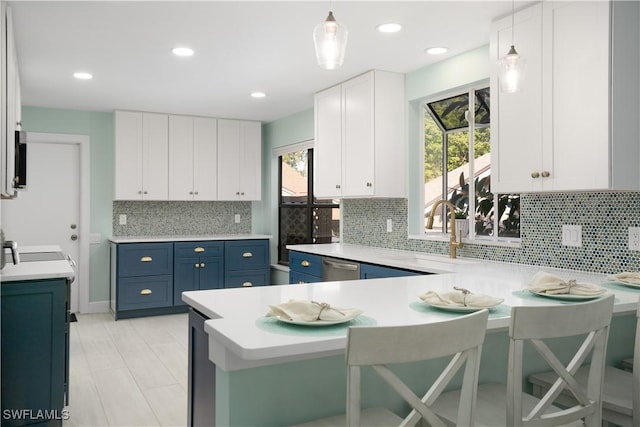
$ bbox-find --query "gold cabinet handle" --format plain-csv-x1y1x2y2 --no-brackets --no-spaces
541,171,550,178
242,252,253,258
194,247,205,253
200,263,205,268
242,282,253,287
531,172,540,179
140,256,153,262
301,260,310,267
195,263,200,268
140,289,152,295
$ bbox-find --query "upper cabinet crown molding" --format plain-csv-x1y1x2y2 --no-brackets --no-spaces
314,69,406,199
491,1,640,193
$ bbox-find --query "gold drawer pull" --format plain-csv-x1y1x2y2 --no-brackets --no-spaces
194,247,205,253
242,282,253,287
140,256,153,262
195,263,200,268
301,260,310,267
140,289,153,295
242,252,253,258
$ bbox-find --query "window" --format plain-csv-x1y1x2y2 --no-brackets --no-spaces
278,148,340,264
422,85,520,240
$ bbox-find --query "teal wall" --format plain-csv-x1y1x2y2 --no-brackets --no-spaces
21,106,114,302
259,109,314,285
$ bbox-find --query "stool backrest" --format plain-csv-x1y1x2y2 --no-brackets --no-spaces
345,309,489,427
507,294,614,427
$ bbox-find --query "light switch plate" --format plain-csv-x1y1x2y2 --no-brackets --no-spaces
90,233,102,244
386,219,393,233
119,214,127,225
562,225,582,247
235,214,241,224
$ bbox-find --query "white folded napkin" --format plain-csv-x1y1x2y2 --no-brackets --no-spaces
419,289,503,308
266,299,363,322
526,271,605,296
611,272,640,285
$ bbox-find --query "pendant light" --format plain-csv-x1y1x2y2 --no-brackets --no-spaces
313,3,348,70
498,0,525,93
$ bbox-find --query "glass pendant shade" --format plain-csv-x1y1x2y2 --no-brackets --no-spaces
313,11,348,70
498,45,525,93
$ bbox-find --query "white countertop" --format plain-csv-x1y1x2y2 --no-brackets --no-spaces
183,248,639,371
110,234,271,243
1,245,74,282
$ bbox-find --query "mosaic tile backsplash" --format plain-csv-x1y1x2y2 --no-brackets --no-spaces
342,193,640,274
112,201,252,236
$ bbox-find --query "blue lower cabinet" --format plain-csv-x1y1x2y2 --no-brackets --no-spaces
174,242,224,305
289,270,323,284
118,275,173,311
289,251,323,284
224,240,270,288
360,263,422,279
1,278,69,427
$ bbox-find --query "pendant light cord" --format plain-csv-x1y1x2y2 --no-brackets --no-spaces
511,0,515,45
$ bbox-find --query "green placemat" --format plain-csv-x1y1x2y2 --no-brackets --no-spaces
601,281,640,293
512,289,617,304
255,315,377,336
409,301,511,318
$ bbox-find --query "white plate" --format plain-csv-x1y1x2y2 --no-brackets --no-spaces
275,315,359,326
530,290,605,300
608,276,640,288
425,302,500,313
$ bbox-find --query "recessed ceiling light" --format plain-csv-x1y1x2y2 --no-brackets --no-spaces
171,47,194,57
250,92,267,99
73,72,93,80
425,47,448,55
376,23,402,33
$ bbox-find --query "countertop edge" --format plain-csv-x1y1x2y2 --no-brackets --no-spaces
110,234,272,243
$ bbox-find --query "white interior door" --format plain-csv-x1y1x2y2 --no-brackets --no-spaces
2,140,81,312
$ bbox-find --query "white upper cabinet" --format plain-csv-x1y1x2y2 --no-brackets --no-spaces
1,4,21,198
314,70,405,199
169,115,217,201
491,1,640,193
115,111,169,200
217,119,262,201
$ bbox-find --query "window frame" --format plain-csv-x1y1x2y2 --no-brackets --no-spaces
418,83,521,245
277,147,340,265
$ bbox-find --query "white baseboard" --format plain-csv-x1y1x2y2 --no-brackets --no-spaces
83,300,110,314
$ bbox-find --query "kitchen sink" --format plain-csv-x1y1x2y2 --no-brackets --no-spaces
384,253,478,265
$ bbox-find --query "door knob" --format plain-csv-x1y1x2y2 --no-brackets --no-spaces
70,234,78,241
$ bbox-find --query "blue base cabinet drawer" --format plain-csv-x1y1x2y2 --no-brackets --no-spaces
224,270,270,288
118,243,173,277
118,275,173,310
175,241,223,258
289,252,323,277
225,240,269,270
290,270,323,284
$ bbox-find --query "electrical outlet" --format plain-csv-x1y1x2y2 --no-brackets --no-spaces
119,214,127,225
386,219,393,233
561,225,582,247
629,227,640,251
235,214,241,224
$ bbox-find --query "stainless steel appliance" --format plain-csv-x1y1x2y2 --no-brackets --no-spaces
322,257,360,281
1,236,19,268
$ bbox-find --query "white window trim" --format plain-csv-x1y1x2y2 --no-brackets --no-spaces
416,83,521,247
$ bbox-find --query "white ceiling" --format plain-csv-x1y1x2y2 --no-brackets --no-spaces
10,1,531,123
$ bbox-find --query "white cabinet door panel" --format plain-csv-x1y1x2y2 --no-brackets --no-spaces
193,117,217,200
169,115,194,201
142,113,169,200
314,84,342,198
114,111,143,200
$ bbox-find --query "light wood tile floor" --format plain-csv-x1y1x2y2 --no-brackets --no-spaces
64,313,189,427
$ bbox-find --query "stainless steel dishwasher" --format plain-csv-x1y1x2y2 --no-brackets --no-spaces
322,257,360,281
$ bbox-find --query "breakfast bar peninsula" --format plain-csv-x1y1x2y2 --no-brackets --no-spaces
182,250,639,427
